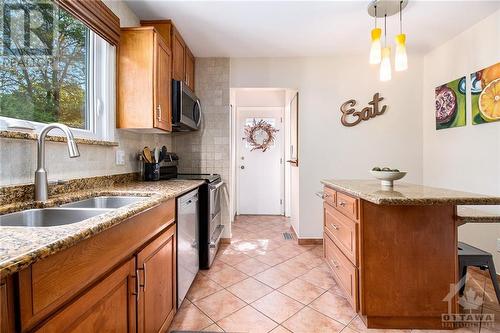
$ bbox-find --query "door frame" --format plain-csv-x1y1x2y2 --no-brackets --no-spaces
235,106,285,216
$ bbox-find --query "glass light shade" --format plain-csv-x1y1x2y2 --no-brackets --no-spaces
379,47,392,81
369,28,382,64
395,34,408,71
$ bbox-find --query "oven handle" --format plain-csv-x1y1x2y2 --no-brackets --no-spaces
209,181,224,190
209,225,224,248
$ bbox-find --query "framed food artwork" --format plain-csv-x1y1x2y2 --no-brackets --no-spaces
471,62,500,125
435,76,466,130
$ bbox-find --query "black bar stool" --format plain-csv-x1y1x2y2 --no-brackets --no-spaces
458,241,500,303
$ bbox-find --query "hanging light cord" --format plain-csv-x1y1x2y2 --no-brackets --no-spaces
384,14,387,46
374,5,377,28
399,1,403,34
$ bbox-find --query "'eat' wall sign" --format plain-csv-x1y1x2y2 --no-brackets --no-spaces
340,93,388,127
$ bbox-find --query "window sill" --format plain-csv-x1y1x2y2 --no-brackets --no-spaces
0,130,119,147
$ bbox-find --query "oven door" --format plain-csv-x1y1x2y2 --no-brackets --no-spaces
209,180,223,232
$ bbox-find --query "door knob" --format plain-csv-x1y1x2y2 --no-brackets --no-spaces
240,166,245,169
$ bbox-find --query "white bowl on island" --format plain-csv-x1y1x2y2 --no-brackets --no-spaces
370,169,407,188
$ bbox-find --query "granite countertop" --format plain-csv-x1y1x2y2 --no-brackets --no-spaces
0,179,204,278
456,207,500,225
321,179,500,206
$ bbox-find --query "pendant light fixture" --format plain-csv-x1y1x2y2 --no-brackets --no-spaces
367,0,409,81
369,5,382,64
394,1,408,71
379,14,392,81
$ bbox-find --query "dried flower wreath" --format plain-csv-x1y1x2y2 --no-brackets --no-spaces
244,119,279,152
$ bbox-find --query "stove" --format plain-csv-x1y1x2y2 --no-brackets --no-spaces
176,173,221,183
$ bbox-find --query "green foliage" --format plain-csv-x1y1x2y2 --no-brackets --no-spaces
0,0,88,129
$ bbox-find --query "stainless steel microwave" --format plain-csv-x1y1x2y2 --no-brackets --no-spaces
172,80,202,131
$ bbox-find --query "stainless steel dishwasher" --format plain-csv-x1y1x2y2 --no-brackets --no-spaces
176,188,199,308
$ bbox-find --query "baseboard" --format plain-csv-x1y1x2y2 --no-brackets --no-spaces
220,238,231,244
289,225,298,240
297,238,323,245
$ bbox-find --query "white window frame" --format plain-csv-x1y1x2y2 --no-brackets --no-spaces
0,32,115,142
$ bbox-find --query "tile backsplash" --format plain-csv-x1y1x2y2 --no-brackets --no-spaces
0,131,172,186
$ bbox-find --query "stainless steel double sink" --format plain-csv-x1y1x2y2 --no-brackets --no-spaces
0,196,149,227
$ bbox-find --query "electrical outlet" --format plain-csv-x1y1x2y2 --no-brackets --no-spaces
115,150,125,166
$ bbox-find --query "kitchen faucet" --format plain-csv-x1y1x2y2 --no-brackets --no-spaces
35,123,80,202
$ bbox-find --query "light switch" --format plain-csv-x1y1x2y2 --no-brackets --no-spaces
115,149,125,166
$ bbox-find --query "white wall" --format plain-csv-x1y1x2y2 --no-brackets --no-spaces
231,56,424,238
422,10,500,267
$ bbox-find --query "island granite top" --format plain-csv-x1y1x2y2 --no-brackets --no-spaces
321,179,500,206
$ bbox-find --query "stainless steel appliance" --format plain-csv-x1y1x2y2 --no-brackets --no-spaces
172,80,201,131
176,174,224,269
176,188,199,308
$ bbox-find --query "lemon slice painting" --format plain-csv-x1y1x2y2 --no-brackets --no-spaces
471,62,500,125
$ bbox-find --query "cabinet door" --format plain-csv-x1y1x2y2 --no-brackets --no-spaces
171,28,185,81
154,35,172,131
35,259,136,333
185,47,195,91
137,224,176,333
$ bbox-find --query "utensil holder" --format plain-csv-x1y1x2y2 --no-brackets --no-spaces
144,163,160,181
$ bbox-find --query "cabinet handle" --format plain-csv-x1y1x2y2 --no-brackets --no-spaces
339,201,346,207
156,105,162,121
134,269,140,302
143,263,147,291
330,223,339,230
330,259,339,268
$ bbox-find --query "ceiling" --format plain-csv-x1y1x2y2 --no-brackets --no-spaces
124,1,500,57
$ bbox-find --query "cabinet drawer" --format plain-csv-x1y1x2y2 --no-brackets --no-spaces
324,202,358,265
336,192,359,220
324,233,359,311
323,186,336,207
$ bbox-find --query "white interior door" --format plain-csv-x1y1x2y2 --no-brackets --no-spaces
237,107,284,215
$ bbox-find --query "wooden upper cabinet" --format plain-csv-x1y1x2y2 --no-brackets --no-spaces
185,47,195,91
155,37,172,131
118,27,172,132
141,20,195,91
137,224,176,333
171,28,186,82
35,259,136,333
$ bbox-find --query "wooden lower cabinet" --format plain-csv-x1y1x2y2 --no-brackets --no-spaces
6,201,178,333
35,259,136,332
137,224,176,333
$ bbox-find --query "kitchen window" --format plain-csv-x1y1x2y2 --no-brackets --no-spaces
0,0,115,141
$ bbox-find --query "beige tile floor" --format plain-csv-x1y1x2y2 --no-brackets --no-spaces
168,215,499,333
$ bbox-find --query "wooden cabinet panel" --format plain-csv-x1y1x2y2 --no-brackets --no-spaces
137,224,176,333
118,27,172,132
324,233,359,311
154,36,172,131
35,259,136,333
185,47,195,91
18,200,175,331
336,192,359,220
0,277,15,333
171,28,185,82
324,202,358,265
323,187,336,208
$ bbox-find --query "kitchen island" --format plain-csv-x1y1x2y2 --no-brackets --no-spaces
320,179,500,330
